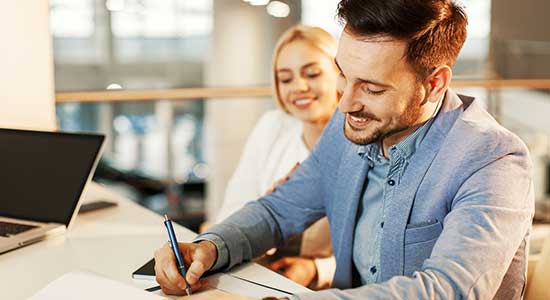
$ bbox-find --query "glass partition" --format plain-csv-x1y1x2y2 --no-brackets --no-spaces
51,1,550,230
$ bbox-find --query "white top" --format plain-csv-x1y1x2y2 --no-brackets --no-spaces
215,109,335,289
216,110,309,221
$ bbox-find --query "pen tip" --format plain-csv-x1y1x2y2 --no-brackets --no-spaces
164,214,168,221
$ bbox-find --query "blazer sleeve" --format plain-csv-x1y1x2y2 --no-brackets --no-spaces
201,110,344,270
295,148,534,300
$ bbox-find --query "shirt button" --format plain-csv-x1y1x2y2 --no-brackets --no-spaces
370,266,377,274
380,221,384,228
387,179,395,186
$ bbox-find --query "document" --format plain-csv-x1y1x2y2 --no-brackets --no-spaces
207,273,298,299
226,263,311,295
29,271,163,300
31,264,311,300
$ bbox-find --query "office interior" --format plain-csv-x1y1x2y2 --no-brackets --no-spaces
1,0,550,299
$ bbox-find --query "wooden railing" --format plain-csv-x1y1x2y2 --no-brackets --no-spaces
55,79,550,103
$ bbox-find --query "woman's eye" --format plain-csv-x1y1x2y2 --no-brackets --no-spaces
279,78,292,84
306,71,321,78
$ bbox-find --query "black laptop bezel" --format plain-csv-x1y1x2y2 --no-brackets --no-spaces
0,127,105,227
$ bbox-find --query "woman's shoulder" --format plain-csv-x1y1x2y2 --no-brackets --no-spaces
256,109,302,132
248,109,302,149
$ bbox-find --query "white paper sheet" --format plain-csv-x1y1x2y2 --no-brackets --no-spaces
28,271,163,300
226,263,311,295
206,273,292,299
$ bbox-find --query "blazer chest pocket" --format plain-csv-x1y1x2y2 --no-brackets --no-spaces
403,220,443,277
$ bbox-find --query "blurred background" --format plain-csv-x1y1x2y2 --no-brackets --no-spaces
39,0,550,232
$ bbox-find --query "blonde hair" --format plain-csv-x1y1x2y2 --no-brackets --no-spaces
272,25,338,112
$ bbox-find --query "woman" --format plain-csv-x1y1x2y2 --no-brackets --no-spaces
215,25,339,289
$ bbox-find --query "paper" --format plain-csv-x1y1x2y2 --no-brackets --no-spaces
29,271,163,300
204,264,310,299
226,263,311,294
206,273,293,299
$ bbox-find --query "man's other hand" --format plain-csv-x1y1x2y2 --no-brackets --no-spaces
269,256,317,287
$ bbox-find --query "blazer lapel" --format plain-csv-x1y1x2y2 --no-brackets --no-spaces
380,91,464,281
331,142,370,289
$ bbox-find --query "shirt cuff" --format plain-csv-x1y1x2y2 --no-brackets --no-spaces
193,233,229,271
312,256,336,290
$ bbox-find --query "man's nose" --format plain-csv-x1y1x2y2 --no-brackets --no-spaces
338,87,362,113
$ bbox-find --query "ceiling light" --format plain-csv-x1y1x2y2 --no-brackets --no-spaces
106,83,123,90
267,1,290,18
249,0,270,6
105,0,125,12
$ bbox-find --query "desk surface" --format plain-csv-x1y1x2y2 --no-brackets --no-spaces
5,182,547,299
0,182,303,299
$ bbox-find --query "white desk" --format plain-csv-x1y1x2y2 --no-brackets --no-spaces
0,182,304,299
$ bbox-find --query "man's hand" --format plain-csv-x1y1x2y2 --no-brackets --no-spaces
269,256,317,287
154,240,218,295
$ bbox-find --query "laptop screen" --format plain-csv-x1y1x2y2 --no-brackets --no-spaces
0,128,104,226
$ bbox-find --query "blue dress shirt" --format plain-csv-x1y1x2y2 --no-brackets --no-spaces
353,118,435,285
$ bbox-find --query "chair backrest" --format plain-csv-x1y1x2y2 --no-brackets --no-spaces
526,233,550,300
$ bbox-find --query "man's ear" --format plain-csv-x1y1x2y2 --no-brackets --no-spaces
424,65,452,103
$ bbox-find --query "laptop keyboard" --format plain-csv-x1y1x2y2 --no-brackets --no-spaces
0,221,38,237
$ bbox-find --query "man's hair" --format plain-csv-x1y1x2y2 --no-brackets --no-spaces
337,0,468,78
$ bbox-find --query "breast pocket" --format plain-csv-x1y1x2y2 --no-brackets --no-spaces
403,220,443,277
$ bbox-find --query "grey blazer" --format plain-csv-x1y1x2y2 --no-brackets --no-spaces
205,90,534,300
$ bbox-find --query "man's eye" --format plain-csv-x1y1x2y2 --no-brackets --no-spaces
367,89,385,95
361,84,385,95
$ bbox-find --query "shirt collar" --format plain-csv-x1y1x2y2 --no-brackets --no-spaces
357,142,384,166
388,117,434,161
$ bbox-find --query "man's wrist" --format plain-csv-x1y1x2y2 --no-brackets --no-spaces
198,240,218,268
193,233,229,271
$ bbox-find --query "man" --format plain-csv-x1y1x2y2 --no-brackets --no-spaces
154,0,534,299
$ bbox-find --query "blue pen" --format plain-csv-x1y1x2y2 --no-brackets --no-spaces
164,214,192,296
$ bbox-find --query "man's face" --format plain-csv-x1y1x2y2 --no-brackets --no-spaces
336,31,428,146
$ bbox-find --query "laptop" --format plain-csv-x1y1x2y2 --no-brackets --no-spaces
0,128,104,254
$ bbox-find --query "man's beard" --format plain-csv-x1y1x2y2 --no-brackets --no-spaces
343,90,425,146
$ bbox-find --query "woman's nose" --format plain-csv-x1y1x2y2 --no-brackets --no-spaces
292,76,310,92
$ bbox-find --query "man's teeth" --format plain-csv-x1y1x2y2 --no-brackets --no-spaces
350,115,368,123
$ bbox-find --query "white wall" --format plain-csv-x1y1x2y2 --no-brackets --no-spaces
204,0,299,221
0,0,56,130
499,89,550,200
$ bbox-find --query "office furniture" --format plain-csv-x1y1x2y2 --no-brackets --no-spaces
0,182,302,299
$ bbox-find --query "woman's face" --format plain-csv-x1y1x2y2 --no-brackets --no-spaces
276,40,339,124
